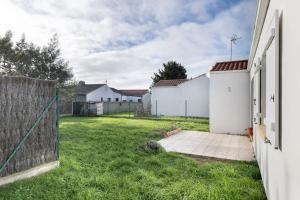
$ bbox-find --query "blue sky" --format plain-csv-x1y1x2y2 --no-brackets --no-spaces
0,0,256,88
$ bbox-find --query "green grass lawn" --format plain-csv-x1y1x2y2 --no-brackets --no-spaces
103,113,210,132
0,117,266,200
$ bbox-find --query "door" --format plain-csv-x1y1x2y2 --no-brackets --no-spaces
96,103,104,115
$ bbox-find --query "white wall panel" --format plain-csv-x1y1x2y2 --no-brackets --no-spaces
210,71,250,135
151,75,209,117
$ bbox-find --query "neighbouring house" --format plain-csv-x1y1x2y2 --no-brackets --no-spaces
76,81,121,102
75,81,149,103
118,89,151,112
71,81,150,116
118,89,148,102
248,0,300,199
151,74,209,117
209,60,250,135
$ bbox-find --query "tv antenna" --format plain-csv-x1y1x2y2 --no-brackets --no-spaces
230,34,241,61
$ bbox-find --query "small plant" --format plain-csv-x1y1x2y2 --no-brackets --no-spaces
155,128,168,137
143,140,165,153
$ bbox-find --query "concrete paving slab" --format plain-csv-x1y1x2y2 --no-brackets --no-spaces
158,131,255,161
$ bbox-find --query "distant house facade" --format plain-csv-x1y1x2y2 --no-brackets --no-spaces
75,81,149,103
248,0,300,199
151,74,209,117
209,60,250,135
76,81,121,102
119,89,151,112
118,90,149,102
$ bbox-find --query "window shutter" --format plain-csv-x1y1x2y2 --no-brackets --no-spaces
264,10,280,149
253,59,262,125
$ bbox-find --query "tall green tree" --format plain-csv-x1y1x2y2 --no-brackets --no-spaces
0,31,15,75
0,31,73,86
152,61,187,84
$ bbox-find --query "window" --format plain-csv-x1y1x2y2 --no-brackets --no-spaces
100,97,103,102
129,100,133,102
115,98,119,102
138,99,142,102
107,98,111,102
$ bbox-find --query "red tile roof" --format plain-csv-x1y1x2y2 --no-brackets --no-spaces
210,60,248,72
153,79,188,87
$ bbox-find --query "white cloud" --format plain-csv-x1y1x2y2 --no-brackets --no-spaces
0,0,256,88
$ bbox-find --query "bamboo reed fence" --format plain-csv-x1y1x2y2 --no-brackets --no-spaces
0,76,58,177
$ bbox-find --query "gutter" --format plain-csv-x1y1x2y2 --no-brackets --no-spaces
210,70,249,74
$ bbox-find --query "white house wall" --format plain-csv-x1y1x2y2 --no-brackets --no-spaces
87,85,121,102
151,87,182,116
142,92,151,112
210,71,250,135
250,0,300,199
151,75,209,117
121,95,142,102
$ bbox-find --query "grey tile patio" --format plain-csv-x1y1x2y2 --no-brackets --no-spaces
158,130,255,161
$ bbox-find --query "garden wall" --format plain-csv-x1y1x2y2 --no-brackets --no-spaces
103,102,142,114
0,76,59,183
72,101,143,116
